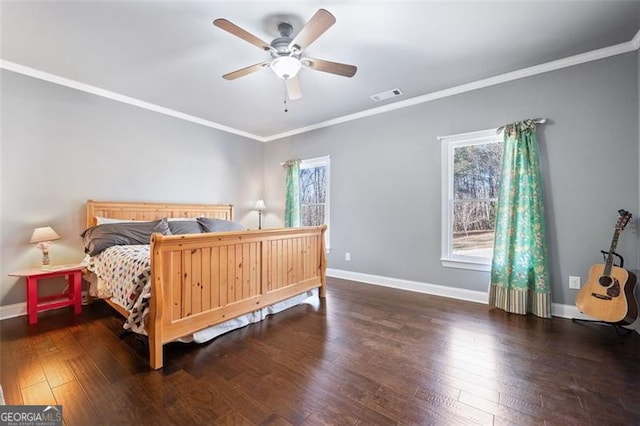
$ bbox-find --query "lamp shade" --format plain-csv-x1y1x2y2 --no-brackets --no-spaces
29,226,61,244
255,200,267,211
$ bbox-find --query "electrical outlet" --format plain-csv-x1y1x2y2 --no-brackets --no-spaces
569,276,581,289
345,252,351,261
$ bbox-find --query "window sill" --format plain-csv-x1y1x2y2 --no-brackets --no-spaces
441,258,491,272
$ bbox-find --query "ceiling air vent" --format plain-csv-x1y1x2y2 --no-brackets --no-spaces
370,88,403,102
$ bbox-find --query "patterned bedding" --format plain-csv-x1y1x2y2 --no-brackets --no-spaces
87,245,151,334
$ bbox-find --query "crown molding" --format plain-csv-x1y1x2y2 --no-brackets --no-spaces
632,28,640,50
0,60,267,142
264,36,639,142
3,30,638,143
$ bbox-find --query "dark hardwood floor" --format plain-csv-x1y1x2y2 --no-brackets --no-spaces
1,277,639,425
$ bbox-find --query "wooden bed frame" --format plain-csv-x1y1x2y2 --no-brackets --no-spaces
86,200,327,369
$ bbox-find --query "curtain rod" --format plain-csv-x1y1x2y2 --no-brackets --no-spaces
505,118,546,124
497,118,546,134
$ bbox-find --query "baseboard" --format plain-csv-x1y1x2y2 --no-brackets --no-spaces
326,268,487,304
326,268,639,332
552,302,587,320
0,302,26,321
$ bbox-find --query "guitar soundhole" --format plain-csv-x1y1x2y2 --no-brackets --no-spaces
606,281,620,297
598,275,613,287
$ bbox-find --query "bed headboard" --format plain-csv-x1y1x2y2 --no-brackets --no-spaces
86,200,234,228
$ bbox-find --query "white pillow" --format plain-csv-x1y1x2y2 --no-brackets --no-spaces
95,217,151,225
95,216,200,225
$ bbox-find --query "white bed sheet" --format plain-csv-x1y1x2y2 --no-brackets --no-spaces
178,288,318,343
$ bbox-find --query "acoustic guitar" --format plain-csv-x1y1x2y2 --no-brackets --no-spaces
576,210,638,324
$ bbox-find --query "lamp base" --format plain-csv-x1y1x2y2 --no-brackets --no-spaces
38,244,51,266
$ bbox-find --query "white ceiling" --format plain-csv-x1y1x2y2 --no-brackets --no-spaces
2,1,639,141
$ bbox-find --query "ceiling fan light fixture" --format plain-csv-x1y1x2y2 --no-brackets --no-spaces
271,56,301,80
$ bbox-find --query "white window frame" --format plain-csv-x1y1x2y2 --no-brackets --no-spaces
300,155,331,251
439,129,502,272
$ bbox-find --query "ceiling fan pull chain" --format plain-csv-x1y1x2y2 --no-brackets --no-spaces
283,84,289,113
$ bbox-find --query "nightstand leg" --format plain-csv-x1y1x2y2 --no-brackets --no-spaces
69,271,82,315
27,276,38,325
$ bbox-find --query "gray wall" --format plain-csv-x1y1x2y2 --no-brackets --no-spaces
264,52,639,306
637,49,640,331
0,70,264,306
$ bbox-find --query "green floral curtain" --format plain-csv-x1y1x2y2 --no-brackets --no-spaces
284,159,301,227
489,120,551,318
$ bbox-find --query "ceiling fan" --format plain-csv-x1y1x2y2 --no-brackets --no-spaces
213,9,357,100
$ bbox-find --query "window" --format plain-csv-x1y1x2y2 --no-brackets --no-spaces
440,129,502,271
300,156,330,248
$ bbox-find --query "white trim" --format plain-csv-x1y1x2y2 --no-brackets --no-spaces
0,302,27,321
441,259,491,272
631,29,640,50
554,303,637,331
552,303,588,320
264,38,638,142
300,155,330,169
437,127,499,142
2,34,638,143
0,59,267,142
326,268,638,332
326,268,488,304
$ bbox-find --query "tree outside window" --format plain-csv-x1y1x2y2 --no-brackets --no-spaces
300,165,327,226
452,142,501,257
300,156,330,247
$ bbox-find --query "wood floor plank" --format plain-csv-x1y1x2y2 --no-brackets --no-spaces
163,369,233,423
66,355,168,424
16,351,47,390
21,380,57,405
51,381,99,426
0,345,23,405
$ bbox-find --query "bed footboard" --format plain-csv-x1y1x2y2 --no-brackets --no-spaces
148,225,327,369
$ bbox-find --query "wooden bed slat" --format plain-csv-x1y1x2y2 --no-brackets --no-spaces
201,248,212,312
220,246,228,306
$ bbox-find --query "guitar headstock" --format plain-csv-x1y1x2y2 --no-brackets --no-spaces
616,209,633,231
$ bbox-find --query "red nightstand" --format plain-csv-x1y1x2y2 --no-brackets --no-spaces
9,264,84,324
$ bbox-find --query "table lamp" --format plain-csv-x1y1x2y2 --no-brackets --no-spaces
255,200,266,230
29,226,61,266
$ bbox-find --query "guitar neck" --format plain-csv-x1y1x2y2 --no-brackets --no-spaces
604,229,621,275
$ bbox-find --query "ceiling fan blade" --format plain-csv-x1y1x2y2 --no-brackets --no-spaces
286,76,302,100
223,61,270,80
213,18,276,53
288,9,336,53
301,58,357,77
